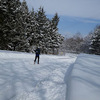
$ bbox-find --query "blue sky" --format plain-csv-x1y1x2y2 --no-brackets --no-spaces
57,16,100,36
21,0,100,36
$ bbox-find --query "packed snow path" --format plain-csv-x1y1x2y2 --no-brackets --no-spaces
0,50,77,100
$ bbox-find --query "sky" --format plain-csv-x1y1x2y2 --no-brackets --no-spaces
21,0,100,37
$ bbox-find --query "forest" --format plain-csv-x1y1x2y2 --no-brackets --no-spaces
0,0,100,55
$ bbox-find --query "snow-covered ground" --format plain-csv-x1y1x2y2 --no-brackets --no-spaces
66,54,100,100
0,50,77,100
0,50,100,100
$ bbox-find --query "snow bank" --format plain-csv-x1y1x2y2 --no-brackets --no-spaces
65,54,100,100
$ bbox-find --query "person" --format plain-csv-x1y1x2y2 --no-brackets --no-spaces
34,47,40,64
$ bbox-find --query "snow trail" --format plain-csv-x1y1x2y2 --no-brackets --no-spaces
0,51,77,100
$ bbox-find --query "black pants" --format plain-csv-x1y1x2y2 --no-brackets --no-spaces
34,56,39,64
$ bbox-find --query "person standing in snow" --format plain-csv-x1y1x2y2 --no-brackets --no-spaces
34,47,40,64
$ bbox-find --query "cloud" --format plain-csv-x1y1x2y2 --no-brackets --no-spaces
71,17,100,23
22,0,100,20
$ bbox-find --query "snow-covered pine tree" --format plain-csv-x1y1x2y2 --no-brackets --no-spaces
0,0,8,49
90,26,100,55
27,8,38,52
0,0,64,54
49,13,64,54
8,0,23,51
0,0,18,50
36,7,50,53
13,0,30,52
43,18,52,54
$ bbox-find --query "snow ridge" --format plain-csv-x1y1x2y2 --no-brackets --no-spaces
66,54,100,100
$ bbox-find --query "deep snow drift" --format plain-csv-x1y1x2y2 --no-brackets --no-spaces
66,54,100,100
0,50,77,100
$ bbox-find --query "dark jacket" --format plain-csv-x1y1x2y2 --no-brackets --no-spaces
35,48,40,56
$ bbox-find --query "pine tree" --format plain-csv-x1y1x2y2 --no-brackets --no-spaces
0,0,8,49
27,8,38,52
8,0,22,51
90,26,100,55
11,0,29,52
0,0,64,54
36,7,50,53
17,0,30,52
51,13,59,33
0,0,17,50
49,13,64,54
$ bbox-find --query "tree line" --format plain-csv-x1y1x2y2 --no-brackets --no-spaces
0,0,99,55
0,0,64,54
60,25,100,55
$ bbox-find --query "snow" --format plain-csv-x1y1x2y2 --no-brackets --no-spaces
0,50,77,100
66,54,100,100
0,50,100,100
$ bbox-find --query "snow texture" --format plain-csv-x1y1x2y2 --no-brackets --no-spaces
0,50,77,100
0,50,100,100
65,54,100,100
